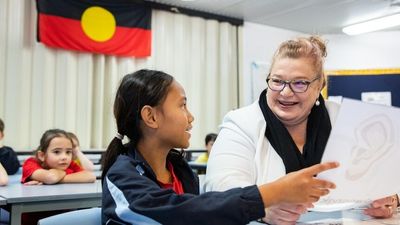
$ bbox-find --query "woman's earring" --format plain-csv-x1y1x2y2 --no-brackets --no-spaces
315,99,320,106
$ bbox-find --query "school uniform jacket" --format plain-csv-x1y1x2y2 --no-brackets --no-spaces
0,146,20,175
102,147,265,225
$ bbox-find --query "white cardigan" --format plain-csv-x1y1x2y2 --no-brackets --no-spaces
204,100,340,192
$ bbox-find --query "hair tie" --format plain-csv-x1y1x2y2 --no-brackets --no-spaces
115,132,124,140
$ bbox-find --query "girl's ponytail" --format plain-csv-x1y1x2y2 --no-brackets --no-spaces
101,135,126,182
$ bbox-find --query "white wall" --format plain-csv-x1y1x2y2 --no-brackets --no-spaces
242,22,400,105
324,31,400,70
242,22,302,106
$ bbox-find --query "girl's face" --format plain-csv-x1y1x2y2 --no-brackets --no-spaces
39,137,73,170
155,81,194,149
205,140,214,154
266,57,323,127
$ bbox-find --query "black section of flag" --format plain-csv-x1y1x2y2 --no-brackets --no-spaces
37,0,151,29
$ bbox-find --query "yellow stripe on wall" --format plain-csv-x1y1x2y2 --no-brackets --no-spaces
321,68,400,98
325,68,400,76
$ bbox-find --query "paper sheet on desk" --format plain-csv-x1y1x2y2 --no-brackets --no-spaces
315,98,400,212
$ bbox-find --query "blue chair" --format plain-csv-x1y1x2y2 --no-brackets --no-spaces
37,207,101,225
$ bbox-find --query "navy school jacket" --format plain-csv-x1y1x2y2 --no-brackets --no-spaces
0,146,20,175
102,146,265,225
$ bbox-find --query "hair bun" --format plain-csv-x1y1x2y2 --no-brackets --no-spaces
309,36,327,57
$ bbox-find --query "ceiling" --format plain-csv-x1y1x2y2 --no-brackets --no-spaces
145,0,400,34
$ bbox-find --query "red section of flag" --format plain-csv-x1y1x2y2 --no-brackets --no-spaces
38,13,151,57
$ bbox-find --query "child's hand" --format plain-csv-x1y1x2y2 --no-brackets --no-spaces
72,146,80,158
277,162,339,204
259,162,339,207
24,180,43,185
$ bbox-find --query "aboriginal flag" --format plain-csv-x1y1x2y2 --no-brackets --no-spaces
36,0,151,57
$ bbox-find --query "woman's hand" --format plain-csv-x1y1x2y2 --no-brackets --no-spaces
364,195,398,218
262,203,311,225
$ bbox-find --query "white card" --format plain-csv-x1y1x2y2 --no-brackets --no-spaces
315,98,400,211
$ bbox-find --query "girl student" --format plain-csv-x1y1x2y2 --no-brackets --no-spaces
101,69,339,225
22,129,96,185
21,129,96,225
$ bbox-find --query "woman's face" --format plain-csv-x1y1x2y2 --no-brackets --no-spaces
266,57,323,127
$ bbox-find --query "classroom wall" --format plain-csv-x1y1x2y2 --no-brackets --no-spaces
242,22,400,105
242,22,302,106
0,1,239,150
324,31,400,70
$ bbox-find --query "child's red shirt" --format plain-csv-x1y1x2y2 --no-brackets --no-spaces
21,157,82,183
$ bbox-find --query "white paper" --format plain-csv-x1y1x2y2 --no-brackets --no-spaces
298,210,370,224
316,98,400,211
327,96,343,105
361,91,392,106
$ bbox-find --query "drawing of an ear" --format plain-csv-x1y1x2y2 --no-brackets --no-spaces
346,114,394,180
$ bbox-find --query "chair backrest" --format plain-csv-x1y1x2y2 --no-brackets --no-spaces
37,207,101,225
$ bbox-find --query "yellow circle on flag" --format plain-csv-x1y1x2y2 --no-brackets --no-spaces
81,6,116,42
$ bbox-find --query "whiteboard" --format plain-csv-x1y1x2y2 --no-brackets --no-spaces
250,61,270,102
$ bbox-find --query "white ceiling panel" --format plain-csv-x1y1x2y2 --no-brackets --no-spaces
145,0,400,34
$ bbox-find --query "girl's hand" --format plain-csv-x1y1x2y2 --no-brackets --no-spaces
258,162,339,207
277,162,339,203
72,146,80,159
364,195,398,218
24,180,43,185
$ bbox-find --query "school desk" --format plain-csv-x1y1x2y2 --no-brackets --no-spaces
0,180,102,225
0,197,5,206
248,208,400,225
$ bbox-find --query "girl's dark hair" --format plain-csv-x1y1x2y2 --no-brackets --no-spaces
205,133,218,145
101,69,174,180
0,118,4,133
35,129,72,167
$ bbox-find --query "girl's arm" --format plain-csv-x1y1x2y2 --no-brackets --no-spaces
73,147,95,171
60,170,96,183
30,168,66,184
0,163,9,186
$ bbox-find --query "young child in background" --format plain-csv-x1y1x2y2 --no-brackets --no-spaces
21,129,96,225
0,163,8,186
195,133,217,163
0,118,20,175
21,129,96,185
67,132,94,171
101,69,339,225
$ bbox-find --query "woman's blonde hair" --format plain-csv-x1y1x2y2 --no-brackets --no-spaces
270,36,327,79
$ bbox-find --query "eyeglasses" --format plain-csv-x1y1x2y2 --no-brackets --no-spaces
266,75,321,93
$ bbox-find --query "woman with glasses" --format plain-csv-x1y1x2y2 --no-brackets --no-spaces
204,36,398,224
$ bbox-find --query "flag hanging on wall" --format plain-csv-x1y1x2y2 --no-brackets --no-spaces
36,0,151,57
